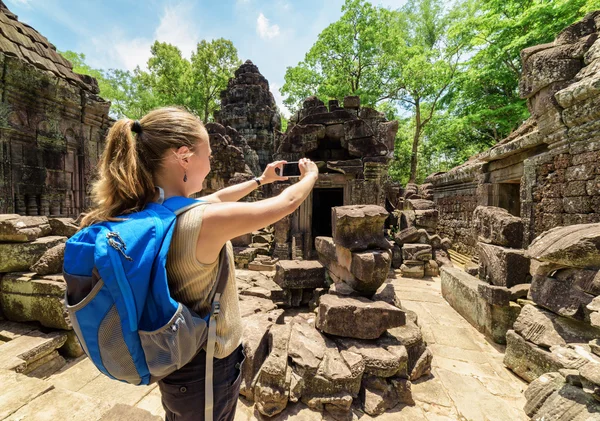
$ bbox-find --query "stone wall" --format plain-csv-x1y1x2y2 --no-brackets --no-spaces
426,12,600,256
0,2,111,217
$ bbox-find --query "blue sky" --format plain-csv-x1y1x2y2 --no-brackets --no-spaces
4,0,407,116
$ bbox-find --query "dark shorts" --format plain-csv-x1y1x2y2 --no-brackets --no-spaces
158,345,245,421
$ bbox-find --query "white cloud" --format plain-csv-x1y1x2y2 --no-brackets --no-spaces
6,0,31,7
87,2,200,71
256,13,280,40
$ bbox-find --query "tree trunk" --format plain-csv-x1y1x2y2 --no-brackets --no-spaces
409,100,422,183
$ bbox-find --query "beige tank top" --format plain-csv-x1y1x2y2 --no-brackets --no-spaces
166,204,242,359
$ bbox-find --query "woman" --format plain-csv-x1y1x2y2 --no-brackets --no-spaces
80,107,318,420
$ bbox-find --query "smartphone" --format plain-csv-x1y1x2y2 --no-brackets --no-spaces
276,162,301,178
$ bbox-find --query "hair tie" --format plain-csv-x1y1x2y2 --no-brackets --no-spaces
131,120,142,134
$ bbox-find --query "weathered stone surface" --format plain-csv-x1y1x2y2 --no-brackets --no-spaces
441,266,521,344
240,310,283,400
405,199,435,211
473,206,524,248
409,347,433,381
477,243,530,287
393,227,420,246
477,283,511,306
0,215,52,242
513,304,600,349
555,268,600,296
402,244,432,262
424,260,439,277
315,294,406,340
60,330,85,358
526,223,600,268
30,242,65,275
254,323,293,416
400,263,425,279
383,320,425,373
0,369,54,419
98,404,163,421
0,273,69,329
504,330,566,383
315,236,390,296
0,236,66,272
414,209,438,232
274,260,326,289
359,375,400,416
434,249,453,268
335,338,407,378
532,382,600,420
524,372,566,417
530,275,595,321
0,329,67,372
332,205,389,251
371,283,402,309
580,362,600,400
48,218,78,238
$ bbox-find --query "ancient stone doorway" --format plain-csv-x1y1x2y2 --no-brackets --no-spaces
498,181,521,217
311,188,344,241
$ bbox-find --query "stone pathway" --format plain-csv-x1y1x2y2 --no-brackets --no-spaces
0,271,529,420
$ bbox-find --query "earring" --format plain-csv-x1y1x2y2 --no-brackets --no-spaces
183,170,188,183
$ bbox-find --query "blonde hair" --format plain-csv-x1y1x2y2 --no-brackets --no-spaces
80,107,208,228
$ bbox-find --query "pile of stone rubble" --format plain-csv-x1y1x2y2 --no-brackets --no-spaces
504,223,600,418
0,214,84,376
390,185,453,278
240,205,433,418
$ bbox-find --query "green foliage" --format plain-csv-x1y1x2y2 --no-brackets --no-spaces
281,0,394,112
59,39,240,121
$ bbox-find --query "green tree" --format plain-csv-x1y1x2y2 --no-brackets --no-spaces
191,39,241,122
281,0,394,112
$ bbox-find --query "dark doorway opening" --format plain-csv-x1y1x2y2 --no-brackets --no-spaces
498,182,521,217
312,188,344,242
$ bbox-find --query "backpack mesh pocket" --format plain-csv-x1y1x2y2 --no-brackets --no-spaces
139,303,208,381
98,305,141,384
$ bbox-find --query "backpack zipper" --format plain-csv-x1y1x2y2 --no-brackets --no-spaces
106,231,138,332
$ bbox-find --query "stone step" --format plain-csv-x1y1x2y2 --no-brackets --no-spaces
0,330,67,372
3,385,112,421
448,249,478,266
0,369,53,419
98,403,163,421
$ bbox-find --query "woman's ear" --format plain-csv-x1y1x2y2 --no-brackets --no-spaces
175,146,192,166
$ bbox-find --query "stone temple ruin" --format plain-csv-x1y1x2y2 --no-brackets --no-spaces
1,2,600,420
0,1,110,217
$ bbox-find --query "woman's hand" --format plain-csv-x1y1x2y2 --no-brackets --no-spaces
259,160,288,185
299,158,318,181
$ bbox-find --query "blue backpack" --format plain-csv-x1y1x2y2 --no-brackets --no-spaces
63,190,228,420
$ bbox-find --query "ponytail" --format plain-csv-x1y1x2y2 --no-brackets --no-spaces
80,107,207,228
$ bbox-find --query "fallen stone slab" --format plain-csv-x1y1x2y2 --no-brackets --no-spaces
380,320,425,374
473,206,524,248
0,236,67,272
513,304,600,349
525,223,600,268
404,199,435,211
530,274,595,321
0,330,67,372
315,236,390,295
335,338,408,378
0,273,70,329
274,260,326,289
409,347,433,381
0,369,54,419
414,209,438,232
400,262,425,278
30,243,65,275
477,283,511,306
531,382,600,420
48,217,79,238
441,266,521,344
233,246,258,269
254,323,293,417
0,214,52,242
315,294,406,340
332,205,389,251
240,310,283,400
504,330,569,383
434,249,453,267
555,268,600,296
371,283,402,308
580,362,600,400
402,243,432,262
360,375,400,416
393,227,420,246
524,372,566,417
477,242,530,287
